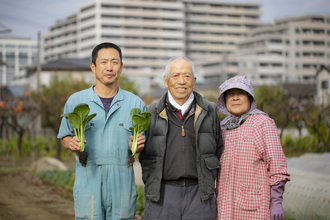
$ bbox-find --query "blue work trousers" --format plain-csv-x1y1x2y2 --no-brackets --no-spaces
73,162,137,220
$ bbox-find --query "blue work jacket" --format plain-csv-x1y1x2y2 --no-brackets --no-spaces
58,85,146,219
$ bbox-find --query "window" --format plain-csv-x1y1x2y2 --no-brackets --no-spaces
82,5,95,12
6,44,15,49
19,53,28,58
321,80,329,89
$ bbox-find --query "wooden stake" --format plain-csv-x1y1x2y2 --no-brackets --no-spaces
91,195,94,220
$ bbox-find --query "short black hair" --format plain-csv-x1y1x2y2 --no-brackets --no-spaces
91,42,122,65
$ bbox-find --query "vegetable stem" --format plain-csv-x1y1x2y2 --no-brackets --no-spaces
128,108,151,158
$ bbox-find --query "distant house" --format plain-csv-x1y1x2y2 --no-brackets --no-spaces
316,65,330,106
23,58,95,91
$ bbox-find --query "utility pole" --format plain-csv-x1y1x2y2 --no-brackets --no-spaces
36,32,42,136
37,32,41,95
0,59,6,100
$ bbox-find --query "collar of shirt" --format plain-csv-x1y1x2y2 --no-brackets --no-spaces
167,91,194,116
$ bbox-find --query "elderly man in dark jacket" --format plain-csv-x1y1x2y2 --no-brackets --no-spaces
139,56,223,220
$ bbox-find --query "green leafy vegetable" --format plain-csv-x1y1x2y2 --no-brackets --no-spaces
129,108,151,156
61,103,96,152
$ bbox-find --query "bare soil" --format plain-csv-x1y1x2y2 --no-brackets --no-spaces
0,156,74,220
0,155,144,220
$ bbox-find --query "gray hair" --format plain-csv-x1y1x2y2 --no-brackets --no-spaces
164,56,195,80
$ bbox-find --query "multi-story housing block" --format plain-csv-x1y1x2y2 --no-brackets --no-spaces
43,14,78,62
237,14,330,85
0,37,37,86
43,0,262,92
184,0,261,59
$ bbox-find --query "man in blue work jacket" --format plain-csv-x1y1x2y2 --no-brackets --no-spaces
58,42,145,220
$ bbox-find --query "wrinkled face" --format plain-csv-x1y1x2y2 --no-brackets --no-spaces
225,88,251,116
163,59,196,105
90,48,123,87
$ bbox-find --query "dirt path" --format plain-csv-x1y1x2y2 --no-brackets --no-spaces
0,171,75,220
0,155,75,220
0,155,144,220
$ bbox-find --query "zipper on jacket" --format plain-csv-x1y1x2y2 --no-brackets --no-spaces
168,105,194,137
180,111,194,137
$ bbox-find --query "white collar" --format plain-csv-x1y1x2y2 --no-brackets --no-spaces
167,91,194,116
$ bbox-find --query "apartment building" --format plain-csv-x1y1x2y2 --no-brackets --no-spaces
43,0,262,92
237,14,330,85
43,14,79,62
0,37,38,86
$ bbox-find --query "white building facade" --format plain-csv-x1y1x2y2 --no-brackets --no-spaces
316,65,330,106
43,0,262,92
0,37,37,86
237,14,330,86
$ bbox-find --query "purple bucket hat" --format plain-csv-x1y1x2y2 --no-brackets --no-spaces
217,75,257,115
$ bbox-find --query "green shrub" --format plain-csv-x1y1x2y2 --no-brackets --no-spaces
282,134,319,157
0,136,17,154
136,185,145,216
1,135,74,160
38,169,75,190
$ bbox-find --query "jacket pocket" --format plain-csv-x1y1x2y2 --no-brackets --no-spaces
237,184,262,211
203,155,220,179
141,159,156,183
119,121,134,132
200,155,220,196
118,121,134,149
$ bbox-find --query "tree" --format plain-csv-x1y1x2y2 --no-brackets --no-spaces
0,101,9,139
301,97,330,152
118,74,137,94
5,93,39,156
33,75,92,160
254,85,299,138
255,84,330,152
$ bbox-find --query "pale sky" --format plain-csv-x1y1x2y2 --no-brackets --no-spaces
0,0,330,40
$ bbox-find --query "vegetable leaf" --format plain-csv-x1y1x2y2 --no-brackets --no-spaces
61,103,97,152
74,103,90,120
130,108,141,118
68,113,80,128
129,108,151,156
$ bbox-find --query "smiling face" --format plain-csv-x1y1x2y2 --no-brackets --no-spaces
163,59,196,105
225,88,251,116
90,48,123,88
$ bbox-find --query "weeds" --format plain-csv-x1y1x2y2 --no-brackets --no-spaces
37,169,146,216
